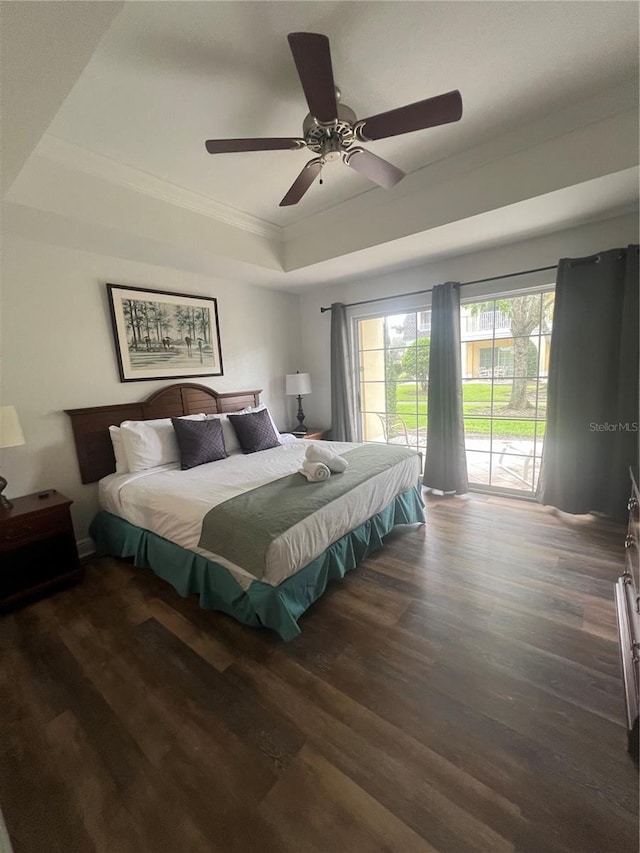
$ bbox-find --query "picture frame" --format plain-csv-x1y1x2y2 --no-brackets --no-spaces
106,284,224,382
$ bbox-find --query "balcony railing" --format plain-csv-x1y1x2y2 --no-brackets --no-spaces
461,310,511,335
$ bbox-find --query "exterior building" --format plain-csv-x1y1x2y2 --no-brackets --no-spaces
460,305,552,379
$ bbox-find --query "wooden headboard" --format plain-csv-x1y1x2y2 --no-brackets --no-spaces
65,383,261,484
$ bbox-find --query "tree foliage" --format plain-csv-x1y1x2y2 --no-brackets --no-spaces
401,337,431,391
122,299,213,351
383,325,403,415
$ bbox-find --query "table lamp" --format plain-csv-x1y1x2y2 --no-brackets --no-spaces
0,405,25,509
286,372,311,434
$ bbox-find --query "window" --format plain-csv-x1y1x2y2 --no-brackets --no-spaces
417,311,431,332
478,345,514,376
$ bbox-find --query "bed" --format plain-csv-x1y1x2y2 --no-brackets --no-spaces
66,383,425,640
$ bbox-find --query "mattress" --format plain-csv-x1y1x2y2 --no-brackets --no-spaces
99,439,421,588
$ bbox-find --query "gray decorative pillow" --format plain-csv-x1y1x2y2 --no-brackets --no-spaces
228,408,280,454
171,417,227,469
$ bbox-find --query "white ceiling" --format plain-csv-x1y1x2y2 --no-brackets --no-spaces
44,0,639,225
2,1,639,289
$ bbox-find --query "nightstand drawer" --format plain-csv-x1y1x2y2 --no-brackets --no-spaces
0,508,70,551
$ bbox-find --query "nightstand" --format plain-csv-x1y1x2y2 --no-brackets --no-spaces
0,490,82,611
290,428,328,441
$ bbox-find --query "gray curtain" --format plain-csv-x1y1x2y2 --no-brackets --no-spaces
330,302,357,442
537,245,639,521
423,282,468,493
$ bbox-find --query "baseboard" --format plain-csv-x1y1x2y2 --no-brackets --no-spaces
76,537,96,560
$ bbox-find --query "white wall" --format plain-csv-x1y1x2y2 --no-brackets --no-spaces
2,210,637,550
298,211,639,429
0,236,301,549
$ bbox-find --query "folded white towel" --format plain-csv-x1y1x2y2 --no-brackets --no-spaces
298,460,331,482
305,443,348,473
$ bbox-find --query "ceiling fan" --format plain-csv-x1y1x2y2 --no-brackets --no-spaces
205,32,463,207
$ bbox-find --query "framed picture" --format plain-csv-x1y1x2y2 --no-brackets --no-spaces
106,284,224,382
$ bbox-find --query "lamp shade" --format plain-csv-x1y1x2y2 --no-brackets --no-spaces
286,373,311,396
0,406,25,448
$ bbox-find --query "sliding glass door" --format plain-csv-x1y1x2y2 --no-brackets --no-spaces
354,287,554,495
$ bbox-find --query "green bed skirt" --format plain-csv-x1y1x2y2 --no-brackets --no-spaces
89,485,425,641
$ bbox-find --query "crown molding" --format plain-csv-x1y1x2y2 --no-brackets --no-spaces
36,134,284,241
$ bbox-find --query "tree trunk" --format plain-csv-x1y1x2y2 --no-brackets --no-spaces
509,336,532,410
131,302,140,350
505,296,539,410
125,301,137,350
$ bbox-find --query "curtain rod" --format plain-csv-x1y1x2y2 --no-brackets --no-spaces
319,263,558,313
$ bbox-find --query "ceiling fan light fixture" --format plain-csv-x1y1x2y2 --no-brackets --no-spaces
302,101,357,152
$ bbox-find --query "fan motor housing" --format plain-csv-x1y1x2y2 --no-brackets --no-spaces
303,103,357,155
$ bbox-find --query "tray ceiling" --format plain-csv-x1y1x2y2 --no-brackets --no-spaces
43,1,639,226
2,1,638,289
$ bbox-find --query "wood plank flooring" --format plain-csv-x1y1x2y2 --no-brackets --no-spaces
1,493,637,853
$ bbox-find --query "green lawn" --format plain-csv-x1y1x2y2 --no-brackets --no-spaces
396,382,512,404
390,382,545,438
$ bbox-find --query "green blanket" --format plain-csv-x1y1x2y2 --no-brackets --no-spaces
198,443,419,579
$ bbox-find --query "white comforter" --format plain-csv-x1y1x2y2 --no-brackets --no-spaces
99,439,421,588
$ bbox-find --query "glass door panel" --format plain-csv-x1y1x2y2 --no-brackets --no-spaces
460,290,554,494
356,311,430,458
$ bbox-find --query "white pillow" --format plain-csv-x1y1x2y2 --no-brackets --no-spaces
108,425,129,474
120,415,206,472
205,413,242,454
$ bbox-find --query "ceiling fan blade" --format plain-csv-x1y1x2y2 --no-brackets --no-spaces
279,160,322,207
356,90,463,142
205,137,305,154
287,32,338,124
344,147,405,189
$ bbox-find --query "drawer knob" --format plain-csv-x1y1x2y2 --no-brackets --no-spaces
628,497,639,512
625,534,636,550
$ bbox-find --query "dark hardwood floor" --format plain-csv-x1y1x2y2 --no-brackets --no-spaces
1,493,637,853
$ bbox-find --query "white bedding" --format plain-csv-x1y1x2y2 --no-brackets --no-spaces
99,439,421,588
